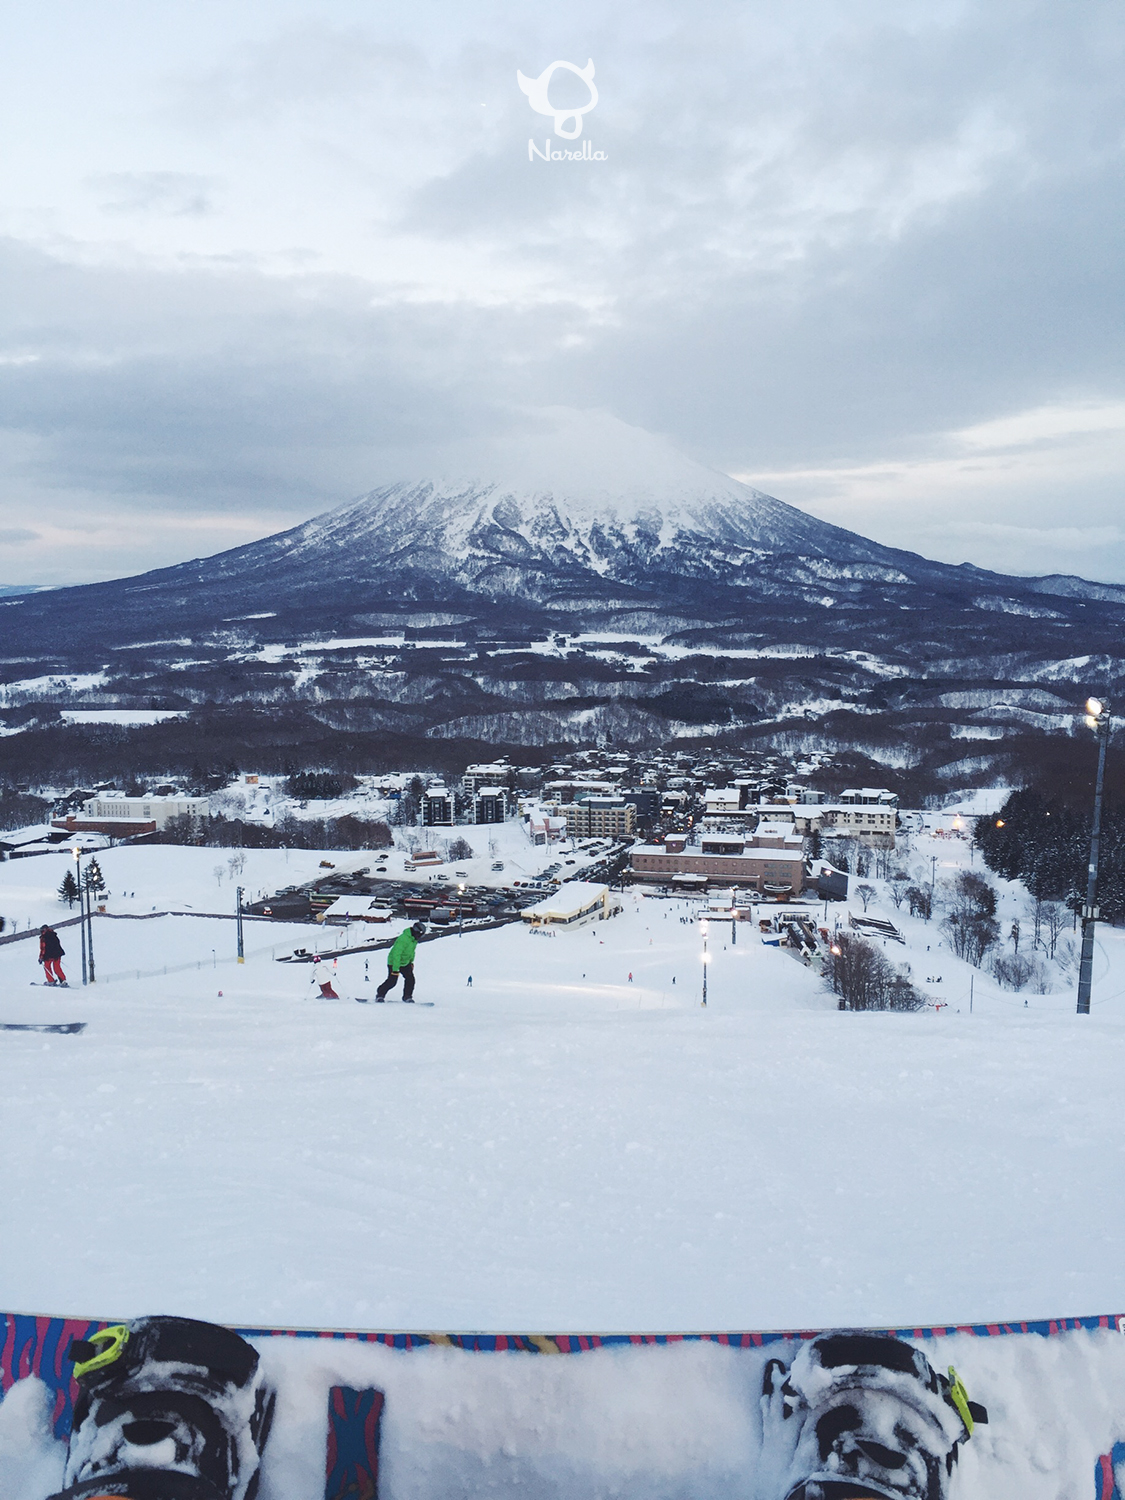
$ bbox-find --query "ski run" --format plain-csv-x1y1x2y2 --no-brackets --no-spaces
0,807,1123,1497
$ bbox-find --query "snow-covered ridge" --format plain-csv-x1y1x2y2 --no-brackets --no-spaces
259,411,889,586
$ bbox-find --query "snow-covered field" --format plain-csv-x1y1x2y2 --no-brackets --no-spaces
1,835,1123,1338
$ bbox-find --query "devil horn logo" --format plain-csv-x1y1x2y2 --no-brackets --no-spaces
516,59,598,139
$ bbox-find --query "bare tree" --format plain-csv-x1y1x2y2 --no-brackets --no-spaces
827,933,925,1012
213,864,225,889
992,952,1035,991
228,852,247,882
1042,901,1067,960
1027,893,1044,951
940,871,999,967
856,883,876,912
888,873,909,909
993,951,1050,993
905,884,933,921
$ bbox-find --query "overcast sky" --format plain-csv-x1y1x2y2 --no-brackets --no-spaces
1,0,1122,585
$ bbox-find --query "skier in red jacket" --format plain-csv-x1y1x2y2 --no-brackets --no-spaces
39,925,67,985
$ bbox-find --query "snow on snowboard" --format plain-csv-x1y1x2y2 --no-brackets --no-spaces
2,1312,1124,1498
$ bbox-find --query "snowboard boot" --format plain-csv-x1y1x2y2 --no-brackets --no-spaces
47,1316,275,1500
760,1331,987,1500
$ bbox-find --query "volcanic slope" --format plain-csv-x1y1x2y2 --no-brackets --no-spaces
2,412,1123,764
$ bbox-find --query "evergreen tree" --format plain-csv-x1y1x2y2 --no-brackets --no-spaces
58,869,80,908
976,789,1125,924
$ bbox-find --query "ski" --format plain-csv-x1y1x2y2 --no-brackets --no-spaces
0,1021,86,1034
29,982,71,988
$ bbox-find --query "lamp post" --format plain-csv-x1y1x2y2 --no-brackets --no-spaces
84,857,99,983
700,917,709,1007
73,847,88,986
458,882,465,937
1077,697,1111,1015
236,886,245,963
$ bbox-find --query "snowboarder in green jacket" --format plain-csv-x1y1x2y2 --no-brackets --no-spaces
375,921,426,1001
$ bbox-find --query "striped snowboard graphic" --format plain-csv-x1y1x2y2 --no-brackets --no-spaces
2,1311,1122,1497
326,1385,384,1500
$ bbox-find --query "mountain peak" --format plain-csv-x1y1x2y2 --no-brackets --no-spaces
429,407,752,524
295,408,875,580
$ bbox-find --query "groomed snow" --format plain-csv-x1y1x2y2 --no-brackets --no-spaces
0,840,1123,1337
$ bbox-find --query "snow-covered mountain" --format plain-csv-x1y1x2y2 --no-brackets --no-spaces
220,411,934,605
2,410,1123,772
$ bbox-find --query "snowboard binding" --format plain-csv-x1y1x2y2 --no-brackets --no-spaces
47,1316,275,1500
760,1331,987,1500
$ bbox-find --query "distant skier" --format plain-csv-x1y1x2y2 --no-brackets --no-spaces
314,958,339,999
38,925,67,985
375,922,426,1002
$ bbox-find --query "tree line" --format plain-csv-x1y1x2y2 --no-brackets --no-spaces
156,812,394,851
975,789,1125,924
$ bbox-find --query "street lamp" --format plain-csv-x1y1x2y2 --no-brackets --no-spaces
458,882,465,937
73,846,88,986
84,858,96,984
1077,697,1111,1015
700,916,709,1007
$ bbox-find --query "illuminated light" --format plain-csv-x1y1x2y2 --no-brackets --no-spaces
1086,715,1098,730
995,820,1005,828
830,945,841,955
1087,697,1104,717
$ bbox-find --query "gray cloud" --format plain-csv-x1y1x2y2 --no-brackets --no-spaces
165,23,426,124
0,0,1122,583
92,172,219,217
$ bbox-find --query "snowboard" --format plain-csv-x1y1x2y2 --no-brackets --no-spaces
355,997,435,1006
0,1021,86,1034
2,1311,1123,1498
